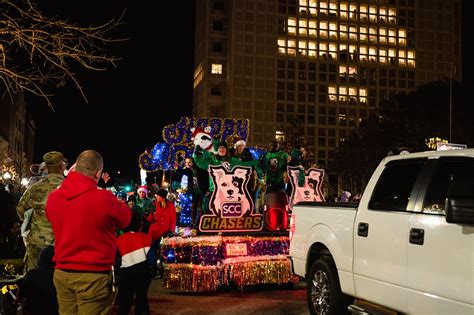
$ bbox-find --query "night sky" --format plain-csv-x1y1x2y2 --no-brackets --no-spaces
28,0,195,180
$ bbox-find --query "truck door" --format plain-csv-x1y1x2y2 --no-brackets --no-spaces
353,158,425,313
406,157,474,313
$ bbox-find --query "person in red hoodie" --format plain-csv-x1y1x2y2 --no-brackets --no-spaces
146,188,176,278
45,150,131,315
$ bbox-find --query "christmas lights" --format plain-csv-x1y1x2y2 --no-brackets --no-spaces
160,235,294,291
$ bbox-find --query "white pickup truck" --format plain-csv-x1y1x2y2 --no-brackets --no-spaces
289,149,474,314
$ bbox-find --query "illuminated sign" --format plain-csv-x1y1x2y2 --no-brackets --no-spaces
287,166,325,209
199,165,263,232
226,243,248,256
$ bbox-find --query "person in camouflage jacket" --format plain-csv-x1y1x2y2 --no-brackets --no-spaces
16,151,67,272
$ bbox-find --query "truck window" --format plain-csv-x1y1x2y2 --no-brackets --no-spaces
369,159,424,211
423,157,474,215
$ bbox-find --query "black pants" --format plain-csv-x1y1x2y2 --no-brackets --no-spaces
117,262,151,315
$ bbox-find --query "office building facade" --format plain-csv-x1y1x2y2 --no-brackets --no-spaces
193,0,461,167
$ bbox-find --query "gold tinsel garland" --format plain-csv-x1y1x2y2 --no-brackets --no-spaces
162,258,295,292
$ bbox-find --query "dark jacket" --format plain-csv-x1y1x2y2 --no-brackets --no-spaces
20,246,58,315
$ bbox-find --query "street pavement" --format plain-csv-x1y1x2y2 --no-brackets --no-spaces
113,279,309,315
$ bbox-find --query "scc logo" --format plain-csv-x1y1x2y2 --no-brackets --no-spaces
221,202,242,218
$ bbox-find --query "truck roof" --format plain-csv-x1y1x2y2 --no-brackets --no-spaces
382,148,474,164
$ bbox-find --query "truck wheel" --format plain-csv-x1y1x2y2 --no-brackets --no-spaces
307,257,349,315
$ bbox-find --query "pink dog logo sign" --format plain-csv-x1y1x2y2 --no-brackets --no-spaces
199,165,263,232
287,166,325,209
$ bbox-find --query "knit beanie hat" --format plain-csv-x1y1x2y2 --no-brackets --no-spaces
156,188,168,199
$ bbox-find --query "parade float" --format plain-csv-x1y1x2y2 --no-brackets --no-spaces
138,117,324,292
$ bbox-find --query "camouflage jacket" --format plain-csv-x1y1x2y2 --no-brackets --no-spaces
16,173,64,246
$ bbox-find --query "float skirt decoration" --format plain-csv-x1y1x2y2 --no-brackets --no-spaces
161,235,295,292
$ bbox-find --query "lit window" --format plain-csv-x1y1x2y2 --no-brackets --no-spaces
360,26,367,41
398,50,406,58
320,1,328,15
359,5,368,21
339,114,347,124
349,4,357,19
275,130,285,142
278,38,286,54
288,18,297,34
309,41,317,57
288,39,296,55
299,41,307,55
407,50,416,67
339,65,348,74
379,7,387,16
211,63,223,74
340,2,348,19
388,49,396,57
329,86,337,94
309,20,317,36
299,19,308,35
368,27,377,42
359,88,367,97
349,27,357,41
348,67,357,76
329,2,338,16
309,0,317,14
339,24,348,39
319,42,328,57
349,87,357,96
379,49,387,64
388,8,396,24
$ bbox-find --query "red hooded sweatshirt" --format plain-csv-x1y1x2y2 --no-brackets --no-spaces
46,171,131,272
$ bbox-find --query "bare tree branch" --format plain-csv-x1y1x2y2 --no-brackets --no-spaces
0,0,126,108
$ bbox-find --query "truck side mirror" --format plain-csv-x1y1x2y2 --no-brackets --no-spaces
445,176,474,225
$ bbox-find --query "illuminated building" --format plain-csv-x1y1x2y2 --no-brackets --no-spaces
192,0,461,167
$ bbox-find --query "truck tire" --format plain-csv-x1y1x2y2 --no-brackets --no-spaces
307,257,350,315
